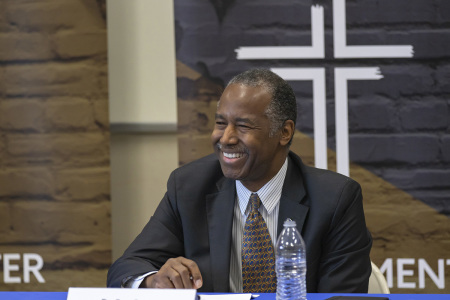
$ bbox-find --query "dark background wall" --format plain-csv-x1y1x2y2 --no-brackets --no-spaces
175,0,450,293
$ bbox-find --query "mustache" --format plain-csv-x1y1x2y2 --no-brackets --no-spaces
216,143,248,153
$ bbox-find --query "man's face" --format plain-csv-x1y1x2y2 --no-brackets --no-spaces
211,83,286,191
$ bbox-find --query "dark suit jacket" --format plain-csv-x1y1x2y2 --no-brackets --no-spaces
107,151,372,292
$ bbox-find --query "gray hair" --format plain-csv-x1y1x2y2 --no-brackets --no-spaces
228,69,297,139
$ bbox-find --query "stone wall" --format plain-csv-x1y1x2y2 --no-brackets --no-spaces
175,0,450,293
0,0,110,291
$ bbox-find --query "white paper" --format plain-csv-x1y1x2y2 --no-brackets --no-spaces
199,294,254,300
67,287,197,300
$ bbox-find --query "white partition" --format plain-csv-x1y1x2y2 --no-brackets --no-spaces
107,0,178,260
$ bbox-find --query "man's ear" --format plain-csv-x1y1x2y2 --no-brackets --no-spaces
280,120,295,146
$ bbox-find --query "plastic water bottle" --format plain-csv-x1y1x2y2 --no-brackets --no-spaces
275,218,307,300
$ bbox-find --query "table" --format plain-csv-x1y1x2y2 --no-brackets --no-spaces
0,292,449,300
256,294,450,300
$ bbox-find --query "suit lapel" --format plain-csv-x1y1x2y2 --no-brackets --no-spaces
278,154,309,236
206,177,235,292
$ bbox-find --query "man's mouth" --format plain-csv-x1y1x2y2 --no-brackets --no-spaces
223,152,244,159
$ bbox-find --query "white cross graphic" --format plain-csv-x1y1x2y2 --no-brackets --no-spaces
235,0,414,176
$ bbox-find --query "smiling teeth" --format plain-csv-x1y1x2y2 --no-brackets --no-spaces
223,152,243,159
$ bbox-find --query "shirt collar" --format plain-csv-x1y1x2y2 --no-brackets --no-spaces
236,158,288,216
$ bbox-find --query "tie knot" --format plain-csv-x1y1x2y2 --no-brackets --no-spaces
249,193,261,212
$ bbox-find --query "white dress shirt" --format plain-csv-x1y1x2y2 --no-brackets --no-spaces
229,158,288,292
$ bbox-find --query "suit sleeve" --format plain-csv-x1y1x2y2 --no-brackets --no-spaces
316,179,373,293
106,171,184,287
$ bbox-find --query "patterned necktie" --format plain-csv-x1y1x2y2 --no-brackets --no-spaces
242,193,277,293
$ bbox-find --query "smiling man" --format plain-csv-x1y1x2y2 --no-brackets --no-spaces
107,69,373,293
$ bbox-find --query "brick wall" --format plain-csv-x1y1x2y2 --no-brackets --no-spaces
175,0,450,293
0,0,110,291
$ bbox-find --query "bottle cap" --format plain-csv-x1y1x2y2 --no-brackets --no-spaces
284,218,296,227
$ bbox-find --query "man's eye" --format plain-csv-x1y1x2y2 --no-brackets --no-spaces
215,121,226,126
238,124,251,129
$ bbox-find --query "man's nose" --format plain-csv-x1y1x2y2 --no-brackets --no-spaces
220,125,238,145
